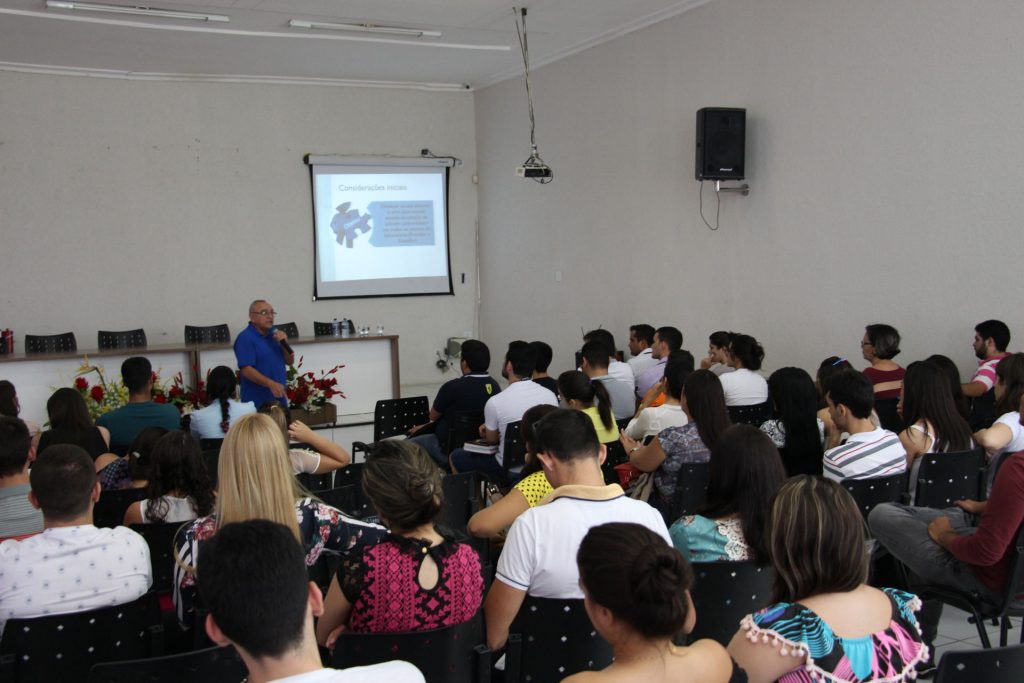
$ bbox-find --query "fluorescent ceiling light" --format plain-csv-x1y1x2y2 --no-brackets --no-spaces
289,20,441,38
45,1,229,23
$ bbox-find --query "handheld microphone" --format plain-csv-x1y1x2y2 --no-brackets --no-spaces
270,327,293,355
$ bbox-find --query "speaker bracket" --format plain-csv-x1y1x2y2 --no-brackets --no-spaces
715,180,750,196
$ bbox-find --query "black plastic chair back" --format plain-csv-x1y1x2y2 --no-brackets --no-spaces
314,485,357,514
969,390,997,431
198,438,223,453
668,462,710,522
97,329,147,350
184,324,230,345
93,487,148,528
276,322,299,339
373,397,430,441
296,470,333,492
313,321,335,336
840,472,907,521
0,592,163,683
615,417,631,432
333,463,372,518
129,523,183,595
506,597,612,683
688,561,774,646
934,643,1024,682
874,398,903,432
601,440,628,485
87,645,245,683
501,420,527,476
201,449,220,488
447,410,485,454
915,448,987,509
25,332,77,354
441,472,482,532
329,612,489,683
726,401,772,426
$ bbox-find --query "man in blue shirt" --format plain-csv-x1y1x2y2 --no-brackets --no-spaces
234,299,294,407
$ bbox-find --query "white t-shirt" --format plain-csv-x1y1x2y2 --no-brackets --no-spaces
718,368,768,406
139,495,199,523
189,399,257,439
992,411,1024,457
625,404,688,440
496,484,670,599
268,661,425,683
484,380,558,464
608,359,636,396
627,348,658,379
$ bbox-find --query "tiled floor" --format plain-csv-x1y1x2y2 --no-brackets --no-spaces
933,605,1023,663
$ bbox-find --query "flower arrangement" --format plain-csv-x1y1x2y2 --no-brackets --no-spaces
68,360,203,419
286,357,345,412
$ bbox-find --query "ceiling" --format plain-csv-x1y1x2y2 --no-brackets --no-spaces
0,0,710,90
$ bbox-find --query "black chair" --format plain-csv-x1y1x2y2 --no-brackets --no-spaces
296,470,333,492
914,448,987,509
313,321,335,337
688,561,775,646
201,448,220,488
501,420,527,481
333,463,372,518
93,487,148,528
667,462,711,523
87,645,246,683
447,410,485,454
615,417,631,432
184,324,230,345
130,523,184,595
840,472,908,521
314,484,357,514
726,401,772,426
25,332,77,354
0,592,163,683
352,397,431,462
505,597,613,683
441,471,483,532
276,321,300,339
875,398,904,433
329,613,490,683
934,643,1024,682
601,440,628,485
97,329,147,350
917,524,1024,648
198,438,223,452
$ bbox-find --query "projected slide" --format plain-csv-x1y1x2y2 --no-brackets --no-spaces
307,158,452,298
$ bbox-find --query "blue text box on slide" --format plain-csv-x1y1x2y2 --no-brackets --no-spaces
367,201,435,247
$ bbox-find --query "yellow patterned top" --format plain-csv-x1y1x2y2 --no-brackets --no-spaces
514,470,554,508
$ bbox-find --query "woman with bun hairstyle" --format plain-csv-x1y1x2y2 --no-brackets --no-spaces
727,476,926,683
188,366,255,439
563,522,733,683
317,440,483,645
557,370,619,443
718,333,768,407
861,323,905,401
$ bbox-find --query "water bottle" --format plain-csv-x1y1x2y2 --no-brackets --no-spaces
332,317,340,337
340,318,351,338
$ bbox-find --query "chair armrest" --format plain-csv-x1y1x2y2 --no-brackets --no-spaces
473,643,492,683
504,633,522,683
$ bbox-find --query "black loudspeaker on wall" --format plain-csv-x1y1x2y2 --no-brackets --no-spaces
695,107,746,181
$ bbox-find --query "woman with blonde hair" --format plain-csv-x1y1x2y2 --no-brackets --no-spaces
172,412,385,629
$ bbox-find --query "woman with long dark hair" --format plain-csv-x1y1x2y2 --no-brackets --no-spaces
760,367,824,476
557,370,618,442
124,430,215,524
671,424,786,562
189,366,256,439
37,387,110,459
925,354,971,422
0,380,40,444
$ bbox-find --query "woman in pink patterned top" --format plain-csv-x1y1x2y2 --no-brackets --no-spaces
316,440,483,645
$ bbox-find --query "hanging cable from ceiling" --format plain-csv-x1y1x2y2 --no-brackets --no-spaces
513,7,553,184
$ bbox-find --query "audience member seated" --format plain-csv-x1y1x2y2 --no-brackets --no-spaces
926,353,971,422
626,323,659,380
759,367,824,476
861,323,905,400
408,339,501,468
822,370,906,481
624,352,692,441
961,319,1011,430
200,519,425,683
189,365,256,439
467,404,559,539
816,356,855,449
529,340,560,395
449,343,557,482
619,370,730,514
583,328,637,397
670,424,785,563
0,381,40,447
558,370,619,442
316,441,482,645
699,331,736,377
718,333,768,407
580,339,637,422
37,387,111,460
123,430,215,525
0,444,152,635
870,429,1024,666
898,360,975,499
260,403,351,477
0,416,42,539
95,425,165,490
173,413,386,629
97,356,182,452
636,326,683,399
972,352,1024,463
484,409,670,651
728,476,927,683
563,522,734,683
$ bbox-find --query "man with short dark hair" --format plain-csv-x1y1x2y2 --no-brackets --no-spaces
96,356,181,452
235,299,295,408
627,324,658,379
0,416,42,539
528,340,559,395
582,328,636,396
580,339,636,421
635,325,684,399
822,370,905,481
484,409,669,651
0,444,151,634
201,519,423,683
963,319,1012,430
408,339,501,468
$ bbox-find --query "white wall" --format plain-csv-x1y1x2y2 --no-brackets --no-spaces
475,0,1024,381
0,72,477,392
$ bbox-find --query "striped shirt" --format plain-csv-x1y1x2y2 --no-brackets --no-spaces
972,354,1009,391
823,428,906,481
